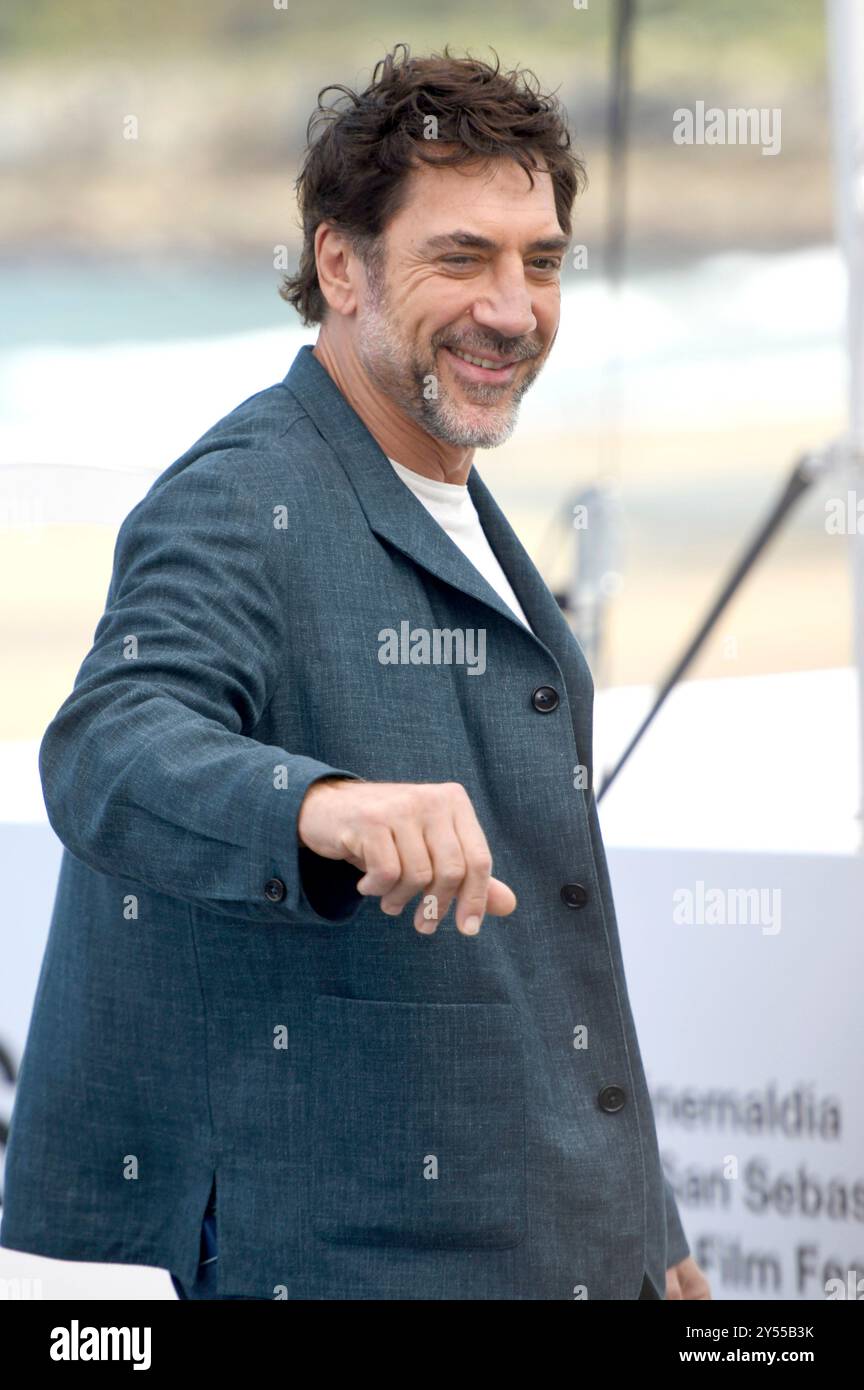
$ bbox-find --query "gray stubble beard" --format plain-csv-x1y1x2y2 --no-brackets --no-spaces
354,249,540,449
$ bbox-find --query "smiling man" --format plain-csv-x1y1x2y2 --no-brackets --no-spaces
1,44,708,1301
332,209,564,459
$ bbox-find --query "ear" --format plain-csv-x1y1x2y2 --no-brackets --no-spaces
314,223,360,317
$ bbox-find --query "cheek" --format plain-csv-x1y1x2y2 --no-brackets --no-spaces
407,280,478,336
535,291,560,333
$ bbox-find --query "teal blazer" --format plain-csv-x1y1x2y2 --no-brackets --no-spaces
1,344,688,1298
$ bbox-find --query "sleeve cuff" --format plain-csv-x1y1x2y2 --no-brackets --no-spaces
254,757,366,924
664,1175,691,1266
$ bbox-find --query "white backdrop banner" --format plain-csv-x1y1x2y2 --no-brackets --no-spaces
609,845,864,1301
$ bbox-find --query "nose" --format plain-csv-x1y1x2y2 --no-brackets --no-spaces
469,258,539,343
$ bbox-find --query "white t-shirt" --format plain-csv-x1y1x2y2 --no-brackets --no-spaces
387,457,533,631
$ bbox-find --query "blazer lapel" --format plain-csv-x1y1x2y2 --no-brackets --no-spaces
465,468,587,672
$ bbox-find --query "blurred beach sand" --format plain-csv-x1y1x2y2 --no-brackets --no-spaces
2,413,851,741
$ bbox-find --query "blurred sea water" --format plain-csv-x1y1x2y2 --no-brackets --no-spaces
0,244,847,498
0,242,853,723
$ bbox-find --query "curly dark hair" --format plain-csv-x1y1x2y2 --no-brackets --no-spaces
279,42,586,326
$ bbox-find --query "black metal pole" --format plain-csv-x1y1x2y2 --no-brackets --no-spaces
606,0,636,289
596,453,821,800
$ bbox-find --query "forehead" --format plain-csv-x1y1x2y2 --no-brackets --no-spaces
387,153,563,241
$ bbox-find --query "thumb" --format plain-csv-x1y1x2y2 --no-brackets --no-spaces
486,877,517,917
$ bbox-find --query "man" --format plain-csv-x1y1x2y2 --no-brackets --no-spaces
1,45,708,1300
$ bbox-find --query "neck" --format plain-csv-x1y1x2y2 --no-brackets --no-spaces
312,328,474,485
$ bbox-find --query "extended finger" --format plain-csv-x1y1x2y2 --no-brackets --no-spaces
451,800,494,934
355,825,402,903
412,814,465,935
379,822,434,916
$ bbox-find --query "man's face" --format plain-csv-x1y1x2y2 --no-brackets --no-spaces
351,153,568,449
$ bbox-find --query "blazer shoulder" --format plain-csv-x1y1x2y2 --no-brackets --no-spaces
105,382,346,609
138,380,349,513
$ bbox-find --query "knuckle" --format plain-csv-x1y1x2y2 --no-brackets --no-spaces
437,860,465,889
337,829,361,857
374,864,402,892
407,862,435,889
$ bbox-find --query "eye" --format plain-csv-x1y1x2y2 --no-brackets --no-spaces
530,258,562,272
441,255,478,267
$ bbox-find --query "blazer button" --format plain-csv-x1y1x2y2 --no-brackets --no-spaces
532,685,559,713
263,877,286,902
561,882,589,909
598,1085,627,1113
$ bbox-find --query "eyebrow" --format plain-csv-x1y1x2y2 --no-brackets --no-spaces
419,230,571,255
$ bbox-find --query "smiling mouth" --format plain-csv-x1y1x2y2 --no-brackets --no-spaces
440,344,526,385
446,346,518,370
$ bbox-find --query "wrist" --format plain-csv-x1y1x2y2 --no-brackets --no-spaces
297,775,357,846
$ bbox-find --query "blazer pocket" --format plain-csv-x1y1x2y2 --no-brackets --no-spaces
310,995,527,1250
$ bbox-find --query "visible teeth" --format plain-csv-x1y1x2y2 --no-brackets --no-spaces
449,348,509,370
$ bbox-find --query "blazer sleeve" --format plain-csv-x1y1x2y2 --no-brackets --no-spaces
38,454,365,926
664,1174,691,1266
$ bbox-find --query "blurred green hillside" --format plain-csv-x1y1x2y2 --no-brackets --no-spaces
0,0,834,263
0,0,827,78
